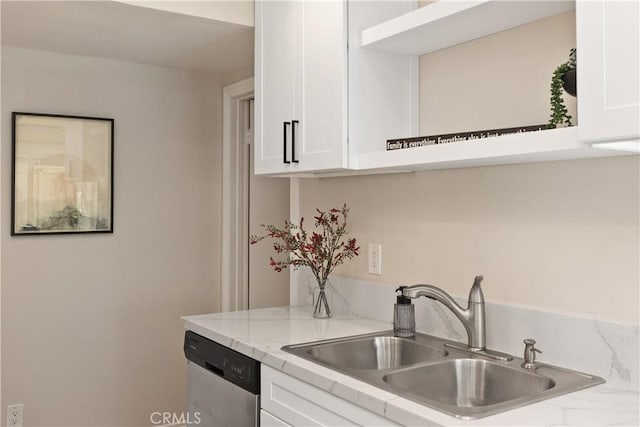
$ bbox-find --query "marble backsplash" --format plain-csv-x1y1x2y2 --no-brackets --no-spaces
292,274,639,391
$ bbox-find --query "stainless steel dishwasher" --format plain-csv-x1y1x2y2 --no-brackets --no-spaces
184,331,260,427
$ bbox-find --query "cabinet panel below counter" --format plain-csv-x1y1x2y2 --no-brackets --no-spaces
261,365,400,427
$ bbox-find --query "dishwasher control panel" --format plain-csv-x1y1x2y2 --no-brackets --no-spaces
184,331,260,394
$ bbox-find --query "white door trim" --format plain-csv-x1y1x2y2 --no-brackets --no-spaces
221,77,254,312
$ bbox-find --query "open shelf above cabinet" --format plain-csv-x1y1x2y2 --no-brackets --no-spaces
361,0,575,56
355,127,625,172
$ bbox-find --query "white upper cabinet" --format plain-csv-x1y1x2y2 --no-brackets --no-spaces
255,1,296,175
576,0,640,144
294,0,348,172
255,0,638,176
255,1,348,175
254,0,417,176
347,1,419,170
354,0,638,171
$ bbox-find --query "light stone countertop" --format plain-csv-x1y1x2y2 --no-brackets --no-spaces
182,306,639,427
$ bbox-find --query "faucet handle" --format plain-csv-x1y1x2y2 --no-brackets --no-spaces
468,275,485,303
521,339,542,369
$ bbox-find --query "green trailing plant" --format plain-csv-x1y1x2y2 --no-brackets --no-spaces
549,48,577,127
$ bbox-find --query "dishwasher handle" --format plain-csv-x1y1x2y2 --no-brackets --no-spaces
205,362,224,377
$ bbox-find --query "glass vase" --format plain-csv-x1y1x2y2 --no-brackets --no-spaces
313,278,332,319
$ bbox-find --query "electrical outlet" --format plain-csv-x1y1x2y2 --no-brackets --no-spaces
7,404,23,427
368,243,382,275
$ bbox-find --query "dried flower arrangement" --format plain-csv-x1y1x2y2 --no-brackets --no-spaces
250,204,359,317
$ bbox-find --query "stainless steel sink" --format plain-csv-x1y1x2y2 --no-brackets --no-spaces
306,335,447,370
282,331,605,419
383,359,554,407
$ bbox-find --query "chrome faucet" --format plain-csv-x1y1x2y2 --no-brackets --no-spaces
401,275,486,351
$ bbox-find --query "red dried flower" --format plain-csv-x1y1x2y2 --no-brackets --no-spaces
249,204,359,283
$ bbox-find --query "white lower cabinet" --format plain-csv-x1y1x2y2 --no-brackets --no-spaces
261,365,399,426
261,409,292,427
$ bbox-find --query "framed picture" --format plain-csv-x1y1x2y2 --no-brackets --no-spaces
11,112,114,235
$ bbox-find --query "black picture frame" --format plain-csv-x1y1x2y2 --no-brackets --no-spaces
11,112,114,235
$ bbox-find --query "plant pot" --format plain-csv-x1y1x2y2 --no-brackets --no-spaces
562,68,577,97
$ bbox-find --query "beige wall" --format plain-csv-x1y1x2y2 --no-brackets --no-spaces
1,47,222,426
248,173,290,309
420,11,577,133
299,13,639,323
300,157,639,323
249,101,291,309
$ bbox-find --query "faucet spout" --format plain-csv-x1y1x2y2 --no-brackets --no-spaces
402,275,486,351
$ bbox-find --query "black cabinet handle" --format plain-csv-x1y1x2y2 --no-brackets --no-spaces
292,120,299,163
283,121,291,164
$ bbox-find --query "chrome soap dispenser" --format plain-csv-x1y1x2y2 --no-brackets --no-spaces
394,286,415,338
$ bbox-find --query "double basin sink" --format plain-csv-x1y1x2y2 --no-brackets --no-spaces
282,331,604,419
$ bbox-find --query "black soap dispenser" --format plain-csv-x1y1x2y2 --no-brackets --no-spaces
394,287,415,338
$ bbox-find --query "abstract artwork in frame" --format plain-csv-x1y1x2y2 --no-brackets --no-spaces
12,112,114,235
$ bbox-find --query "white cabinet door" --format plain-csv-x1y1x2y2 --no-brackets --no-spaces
577,0,640,142
255,0,347,175
255,0,296,174
293,0,348,173
260,409,292,427
255,0,418,176
261,365,400,426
